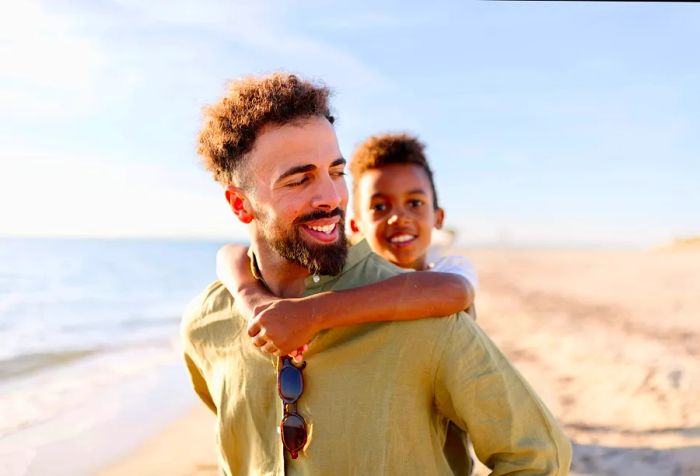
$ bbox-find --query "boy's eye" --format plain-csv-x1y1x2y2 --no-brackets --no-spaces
408,199,424,207
370,203,387,212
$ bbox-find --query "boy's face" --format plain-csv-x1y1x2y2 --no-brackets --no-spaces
351,163,444,271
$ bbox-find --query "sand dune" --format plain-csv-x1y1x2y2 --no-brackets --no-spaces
663,236,700,251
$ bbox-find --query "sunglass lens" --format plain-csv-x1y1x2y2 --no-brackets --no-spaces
279,364,303,403
281,413,307,459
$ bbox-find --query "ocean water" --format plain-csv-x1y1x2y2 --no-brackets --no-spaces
0,238,226,472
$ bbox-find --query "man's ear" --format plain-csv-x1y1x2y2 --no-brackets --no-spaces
225,186,254,224
434,207,445,229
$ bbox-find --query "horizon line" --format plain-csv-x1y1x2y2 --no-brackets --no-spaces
0,233,668,250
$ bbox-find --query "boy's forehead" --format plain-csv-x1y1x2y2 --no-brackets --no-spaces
358,163,432,197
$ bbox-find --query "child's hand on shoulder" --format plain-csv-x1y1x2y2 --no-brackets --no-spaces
247,298,320,359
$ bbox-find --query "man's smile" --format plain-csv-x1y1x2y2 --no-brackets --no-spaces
300,217,341,243
308,223,335,233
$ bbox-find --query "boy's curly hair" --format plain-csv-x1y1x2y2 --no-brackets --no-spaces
197,73,334,186
350,133,439,209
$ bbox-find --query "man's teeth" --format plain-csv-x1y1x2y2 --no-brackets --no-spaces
307,223,335,234
390,234,414,243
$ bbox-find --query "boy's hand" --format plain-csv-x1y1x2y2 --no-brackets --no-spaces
247,298,320,357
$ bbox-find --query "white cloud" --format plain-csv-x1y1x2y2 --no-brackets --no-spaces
106,0,391,92
0,1,108,115
0,0,391,119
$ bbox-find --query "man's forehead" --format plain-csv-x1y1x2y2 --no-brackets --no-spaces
249,118,341,175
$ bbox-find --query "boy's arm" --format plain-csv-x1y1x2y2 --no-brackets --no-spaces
430,255,478,318
248,271,473,355
315,271,473,326
216,244,281,354
218,245,475,356
430,255,478,297
216,244,275,318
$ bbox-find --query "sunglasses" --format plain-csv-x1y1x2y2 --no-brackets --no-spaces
277,356,308,459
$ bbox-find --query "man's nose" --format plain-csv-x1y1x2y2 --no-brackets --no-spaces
311,175,345,210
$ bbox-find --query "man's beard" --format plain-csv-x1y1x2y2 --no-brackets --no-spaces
257,207,348,276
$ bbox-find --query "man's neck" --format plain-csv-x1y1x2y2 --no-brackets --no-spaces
250,236,310,298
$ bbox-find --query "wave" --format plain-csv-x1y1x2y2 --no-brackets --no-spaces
0,337,178,382
119,315,181,329
0,349,99,380
56,314,181,333
0,344,181,441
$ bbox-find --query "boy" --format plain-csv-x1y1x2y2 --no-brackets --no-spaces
217,133,477,359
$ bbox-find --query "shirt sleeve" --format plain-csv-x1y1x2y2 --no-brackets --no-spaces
180,292,219,415
430,255,479,291
184,350,217,414
433,313,572,475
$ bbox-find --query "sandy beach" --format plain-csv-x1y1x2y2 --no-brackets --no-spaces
101,247,700,476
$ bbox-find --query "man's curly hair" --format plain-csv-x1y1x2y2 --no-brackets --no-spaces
198,73,334,186
350,133,439,210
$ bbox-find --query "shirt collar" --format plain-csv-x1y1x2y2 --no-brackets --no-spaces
248,239,372,293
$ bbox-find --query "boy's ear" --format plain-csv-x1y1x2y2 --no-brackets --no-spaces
434,207,445,229
349,217,361,234
225,186,254,224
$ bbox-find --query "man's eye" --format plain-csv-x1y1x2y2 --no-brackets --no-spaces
288,176,310,187
331,170,347,178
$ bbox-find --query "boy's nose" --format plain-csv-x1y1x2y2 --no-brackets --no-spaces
387,213,410,226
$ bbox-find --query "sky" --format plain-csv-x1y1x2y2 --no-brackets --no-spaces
0,0,698,247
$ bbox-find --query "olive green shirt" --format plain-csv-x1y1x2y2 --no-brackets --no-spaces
181,240,572,475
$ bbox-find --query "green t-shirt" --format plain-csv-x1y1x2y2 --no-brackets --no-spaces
181,240,572,475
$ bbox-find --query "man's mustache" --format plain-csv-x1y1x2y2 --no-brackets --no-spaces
294,208,344,225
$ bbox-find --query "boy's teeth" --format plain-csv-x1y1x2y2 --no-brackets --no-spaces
390,234,414,243
308,223,335,234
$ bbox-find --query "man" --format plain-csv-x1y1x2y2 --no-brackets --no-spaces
182,72,572,475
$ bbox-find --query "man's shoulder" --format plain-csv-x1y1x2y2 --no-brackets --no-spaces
182,280,234,322
335,247,408,288
401,308,477,338
181,280,244,346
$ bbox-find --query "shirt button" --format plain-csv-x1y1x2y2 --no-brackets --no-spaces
312,275,320,283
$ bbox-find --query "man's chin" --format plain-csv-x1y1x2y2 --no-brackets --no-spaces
267,229,348,276
304,237,348,276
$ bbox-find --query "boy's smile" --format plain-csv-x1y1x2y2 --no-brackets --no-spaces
352,163,444,271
